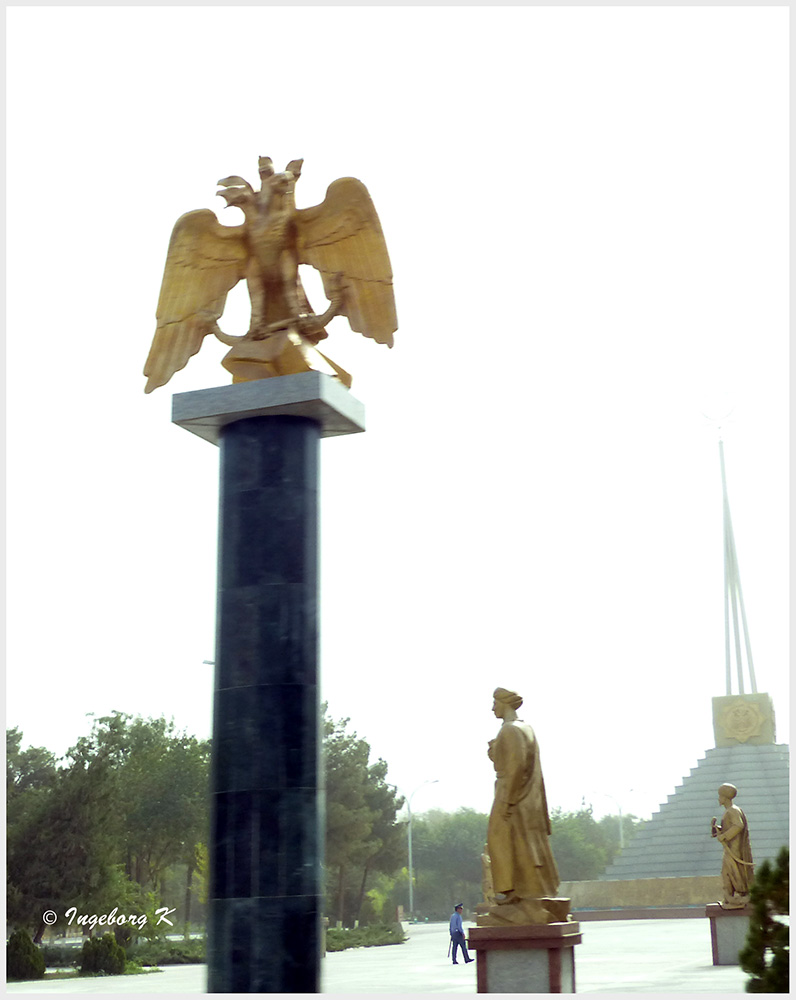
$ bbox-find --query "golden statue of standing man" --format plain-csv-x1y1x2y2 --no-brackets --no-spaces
711,783,754,908
144,157,397,393
479,688,569,926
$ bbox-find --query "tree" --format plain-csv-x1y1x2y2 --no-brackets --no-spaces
740,846,789,993
7,716,210,942
7,728,61,936
9,707,413,939
7,728,57,800
7,734,136,942
596,812,643,858
362,869,408,924
411,808,488,918
324,711,376,925
350,758,406,925
69,712,210,900
550,806,644,881
322,708,405,926
550,807,608,880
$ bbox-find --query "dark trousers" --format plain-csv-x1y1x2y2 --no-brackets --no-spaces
451,931,471,963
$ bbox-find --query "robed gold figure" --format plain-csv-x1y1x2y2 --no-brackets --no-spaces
144,157,396,393
711,783,754,908
479,688,568,926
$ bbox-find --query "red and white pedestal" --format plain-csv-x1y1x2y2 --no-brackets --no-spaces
468,923,582,993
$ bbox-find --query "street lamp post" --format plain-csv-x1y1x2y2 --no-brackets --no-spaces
589,791,629,849
406,780,438,921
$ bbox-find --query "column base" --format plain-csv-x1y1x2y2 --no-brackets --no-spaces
705,902,751,965
468,922,581,993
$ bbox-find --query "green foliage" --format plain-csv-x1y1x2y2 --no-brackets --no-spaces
79,933,126,976
194,842,209,905
550,807,608,880
406,804,643,917
107,961,154,976
121,891,177,944
363,871,402,923
550,806,644,881
6,728,67,937
69,712,210,894
7,728,57,800
358,868,411,926
363,759,409,877
7,736,138,938
323,707,406,926
6,717,210,941
127,938,205,966
324,711,378,870
39,943,81,969
9,708,411,941
411,808,488,919
325,924,406,952
6,929,46,980
740,846,789,993
596,812,643,861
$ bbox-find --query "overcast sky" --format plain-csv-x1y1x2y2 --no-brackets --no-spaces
7,6,789,825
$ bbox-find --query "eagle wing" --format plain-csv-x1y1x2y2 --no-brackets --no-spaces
144,210,248,392
295,178,397,347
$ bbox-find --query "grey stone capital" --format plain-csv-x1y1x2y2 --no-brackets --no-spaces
171,372,366,445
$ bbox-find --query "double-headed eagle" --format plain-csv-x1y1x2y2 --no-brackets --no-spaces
144,157,396,393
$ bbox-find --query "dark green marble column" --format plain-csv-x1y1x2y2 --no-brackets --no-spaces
208,414,322,993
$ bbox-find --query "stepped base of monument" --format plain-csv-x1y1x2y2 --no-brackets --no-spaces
560,875,723,909
706,903,751,965
574,905,705,920
468,922,582,993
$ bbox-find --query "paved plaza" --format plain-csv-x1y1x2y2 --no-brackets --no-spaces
7,919,750,994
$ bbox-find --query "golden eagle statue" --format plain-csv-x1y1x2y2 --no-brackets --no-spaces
144,157,396,392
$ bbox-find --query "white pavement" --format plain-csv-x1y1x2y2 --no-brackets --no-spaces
322,921,750,995
6,919,751,995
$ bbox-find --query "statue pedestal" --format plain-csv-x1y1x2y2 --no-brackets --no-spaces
468,923,582,993
705,903,751,965
173,373,364,993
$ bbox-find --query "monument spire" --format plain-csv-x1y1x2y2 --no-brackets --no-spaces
598,433,787,895
711,435,775,748
719,438,757,695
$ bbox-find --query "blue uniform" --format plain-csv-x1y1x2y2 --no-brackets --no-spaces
449,908,472,964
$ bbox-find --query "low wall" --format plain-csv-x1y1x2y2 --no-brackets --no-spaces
561,875,722,910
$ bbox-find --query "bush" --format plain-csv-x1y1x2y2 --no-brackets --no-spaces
740,846,789,993
325,924,406,952
127,938,205,966
40,943,81,969
6,929,46,981
79,933,126,976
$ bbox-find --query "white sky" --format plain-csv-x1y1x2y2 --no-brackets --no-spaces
6,7,789,824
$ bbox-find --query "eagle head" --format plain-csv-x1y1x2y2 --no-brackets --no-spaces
217,175,255,210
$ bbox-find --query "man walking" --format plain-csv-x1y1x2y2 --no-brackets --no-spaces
449,903,474,964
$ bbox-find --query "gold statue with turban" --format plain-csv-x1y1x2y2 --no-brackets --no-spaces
479,687,569,925
711,783,754,908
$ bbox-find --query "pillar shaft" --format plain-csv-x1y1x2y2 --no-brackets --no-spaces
208,414,322,993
